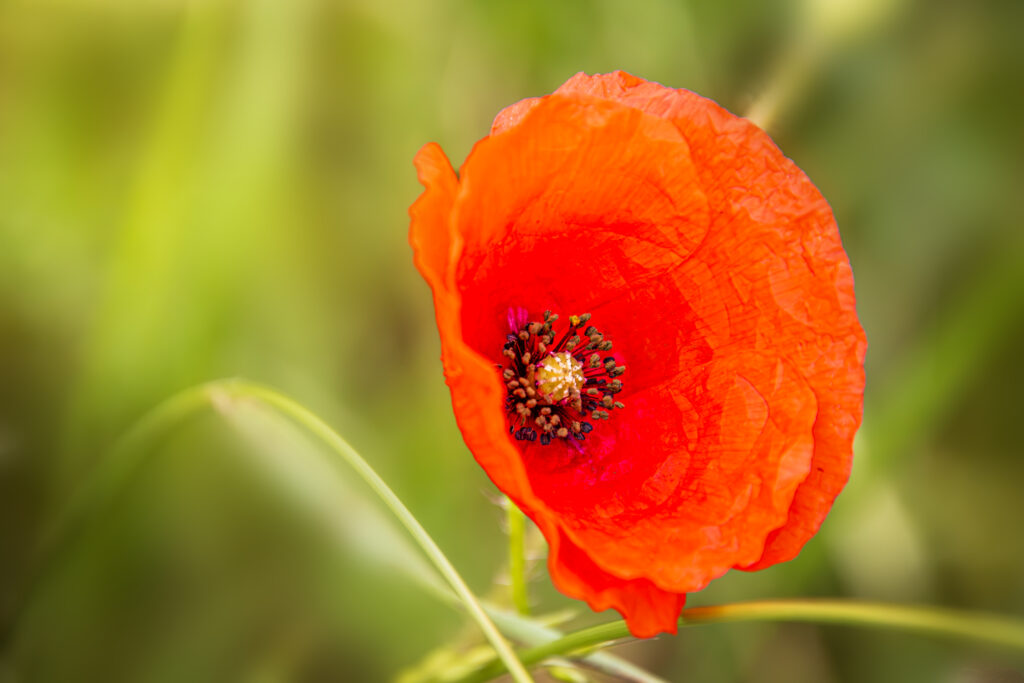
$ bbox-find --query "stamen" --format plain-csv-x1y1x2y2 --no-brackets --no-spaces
498,310,626,446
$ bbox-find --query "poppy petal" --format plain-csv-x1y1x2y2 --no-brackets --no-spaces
410,142,459,285
548,528,687,639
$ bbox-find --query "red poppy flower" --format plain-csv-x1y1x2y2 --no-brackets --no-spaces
410,71,866,638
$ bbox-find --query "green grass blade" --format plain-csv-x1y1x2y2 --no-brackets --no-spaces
457,599,1024,682
13,379,533,682
214,380,532,682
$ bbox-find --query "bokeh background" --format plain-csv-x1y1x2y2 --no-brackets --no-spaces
1,0,1023,681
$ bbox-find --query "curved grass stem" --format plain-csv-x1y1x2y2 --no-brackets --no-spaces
221,381,532,682
16,379,533,683
457,599,1024,683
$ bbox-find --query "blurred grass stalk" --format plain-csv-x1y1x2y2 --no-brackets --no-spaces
862,244,1024,472
746,0,906,130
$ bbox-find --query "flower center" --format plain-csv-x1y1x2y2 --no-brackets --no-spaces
500,310,625,445
536,352,584,402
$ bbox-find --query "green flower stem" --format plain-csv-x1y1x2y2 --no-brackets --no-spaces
457,599,1024,683
507,500,530,615
483,605,666,683
681,600,1024,648
17,380,533,683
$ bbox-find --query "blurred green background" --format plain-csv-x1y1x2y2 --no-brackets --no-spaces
1,0,1022,681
